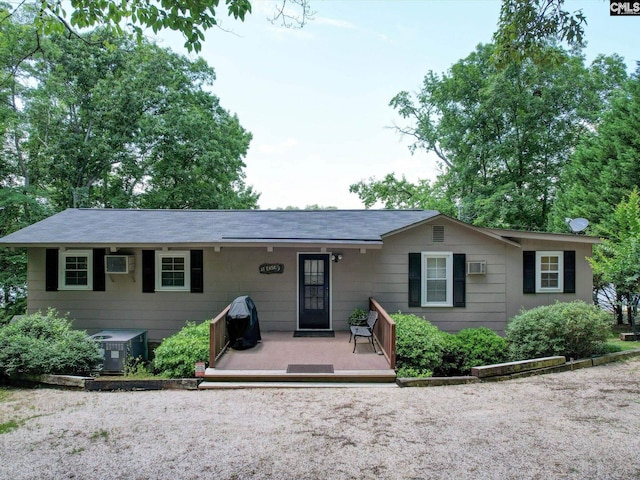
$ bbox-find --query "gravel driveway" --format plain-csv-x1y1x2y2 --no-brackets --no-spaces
1,359,639,480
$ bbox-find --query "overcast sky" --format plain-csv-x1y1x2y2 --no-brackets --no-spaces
156,0,639,210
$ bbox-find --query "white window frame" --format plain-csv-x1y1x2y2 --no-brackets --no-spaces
59,249,93,291
155,251,190,292
421,252,453,307
536,251,563,293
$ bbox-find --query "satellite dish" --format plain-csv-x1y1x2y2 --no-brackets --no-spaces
565,217,589,234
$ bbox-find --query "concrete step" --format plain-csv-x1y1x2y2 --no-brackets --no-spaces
200,368,397,384
199,381,399,389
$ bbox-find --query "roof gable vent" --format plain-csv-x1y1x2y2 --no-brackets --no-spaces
432,225,445,243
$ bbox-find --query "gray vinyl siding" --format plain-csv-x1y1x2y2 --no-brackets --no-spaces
28,247,300,341
26,221,595,340
372,219,509,333
27,247,376,341
504,239,593,320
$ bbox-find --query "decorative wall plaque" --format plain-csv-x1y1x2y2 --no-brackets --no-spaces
259,263,284,274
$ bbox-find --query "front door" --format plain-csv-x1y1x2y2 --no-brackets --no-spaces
298,254,330,329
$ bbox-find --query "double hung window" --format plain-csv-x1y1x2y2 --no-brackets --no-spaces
536,251,563,293
59,250,93,290
155,251,190,291
421,252,453,306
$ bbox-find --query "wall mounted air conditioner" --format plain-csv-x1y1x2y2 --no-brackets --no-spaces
467,261,486,275
105,255,134,274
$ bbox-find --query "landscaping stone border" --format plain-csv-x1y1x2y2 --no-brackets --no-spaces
396,349,640,387
5,349,640,390
3,375,201,391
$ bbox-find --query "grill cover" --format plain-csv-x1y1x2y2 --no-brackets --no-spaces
226,295,261,350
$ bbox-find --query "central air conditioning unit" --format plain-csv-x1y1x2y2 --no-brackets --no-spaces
467,261,487,275
105,255,134,274
90,329,148,373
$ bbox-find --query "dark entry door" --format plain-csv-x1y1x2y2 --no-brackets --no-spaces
298,254,330,329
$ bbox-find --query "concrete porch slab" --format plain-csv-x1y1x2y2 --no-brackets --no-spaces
214,331,390,371
204,331,396,385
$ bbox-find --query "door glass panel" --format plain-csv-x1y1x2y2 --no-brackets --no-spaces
304,259,325,310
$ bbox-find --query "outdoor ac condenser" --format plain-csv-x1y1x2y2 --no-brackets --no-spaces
90,329,148,373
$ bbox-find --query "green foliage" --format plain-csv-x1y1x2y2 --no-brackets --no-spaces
4,27,258,211
492,0,586,67
588,189,640,301
393,313,449,378
347,307,367,326
349,174,455,214
505,301,612,360
594,342,623,356
394,314,509,377
0,309,102,376
9,0,311,56
33,0,253,53
549,69,640,231
122,356,155,379
445,327,509,375
152,321,209,378
0,419,19,435
388,43,626,230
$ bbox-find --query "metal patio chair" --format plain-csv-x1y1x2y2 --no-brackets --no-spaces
349,310,378,353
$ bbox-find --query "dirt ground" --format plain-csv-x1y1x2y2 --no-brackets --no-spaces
1,359,639,480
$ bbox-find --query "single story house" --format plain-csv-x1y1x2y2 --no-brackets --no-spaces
0,208,599,342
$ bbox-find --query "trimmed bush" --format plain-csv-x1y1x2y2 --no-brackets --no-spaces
448,327,508,375
435,334,466,377
393,313,450,378
152,321,209,378
505,301,611,361
0,309,102,376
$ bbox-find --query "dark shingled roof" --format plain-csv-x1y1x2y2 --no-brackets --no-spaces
0,208,440,246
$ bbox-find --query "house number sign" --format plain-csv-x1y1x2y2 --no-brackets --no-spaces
259,263,284,274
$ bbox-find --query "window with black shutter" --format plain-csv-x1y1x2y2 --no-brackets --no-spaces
408,252,465,307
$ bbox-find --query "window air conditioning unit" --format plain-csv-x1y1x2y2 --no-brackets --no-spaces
105,255,134,274
467,261,486,275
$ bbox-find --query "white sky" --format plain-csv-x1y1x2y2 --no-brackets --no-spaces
155,1,639,210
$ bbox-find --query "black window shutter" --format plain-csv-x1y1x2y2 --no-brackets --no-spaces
45,248,59,292
190,250,204,293
408,253,421,307
93,249,106,291
523,251,536,294
142,250,155,293
93,248,107,292
453,253,466,307
564,251,576,293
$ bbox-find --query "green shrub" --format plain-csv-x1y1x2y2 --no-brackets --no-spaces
593,342,624,356
393,313,449,378
452,327,508,374
505,301,612,361
435,333,466,377
396,365,433,378
0,309,102,376
123,356,155,378
152,320,209,378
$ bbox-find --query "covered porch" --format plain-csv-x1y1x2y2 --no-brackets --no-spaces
201,298,397,386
